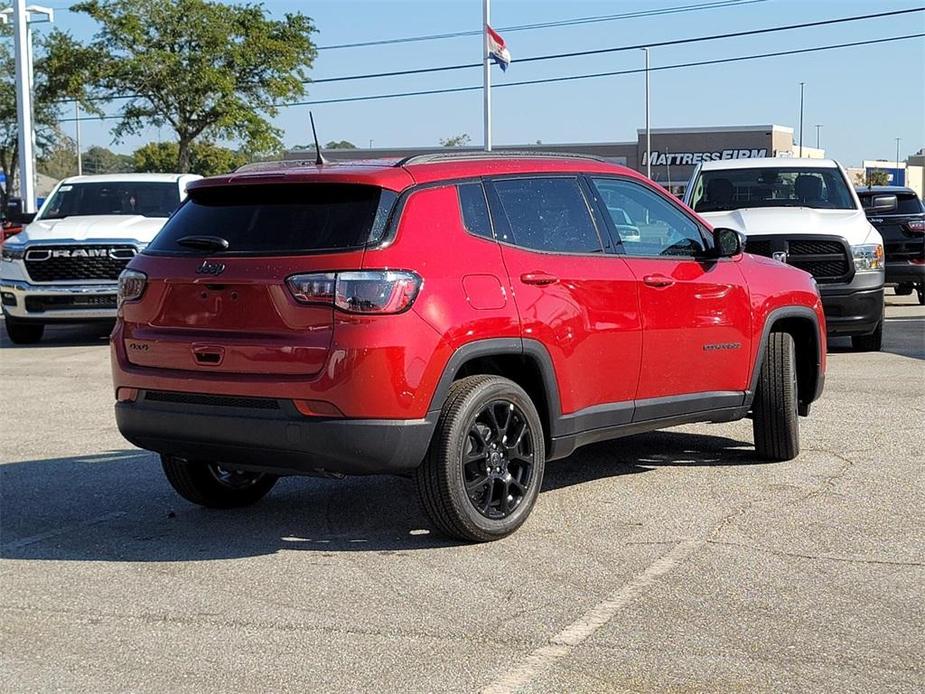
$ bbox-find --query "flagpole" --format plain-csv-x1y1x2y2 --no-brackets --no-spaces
483,0,491,151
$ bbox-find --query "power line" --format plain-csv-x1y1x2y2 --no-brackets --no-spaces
52,6,925,106
51,33,925,123
312,7,925,83
315,0,769,50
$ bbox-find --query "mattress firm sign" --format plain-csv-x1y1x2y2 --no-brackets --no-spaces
642,149,767,166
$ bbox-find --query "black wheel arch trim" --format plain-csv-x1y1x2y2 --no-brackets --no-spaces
427,338,563,438
745,305,824,409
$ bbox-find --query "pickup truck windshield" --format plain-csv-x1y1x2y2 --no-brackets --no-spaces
691,167,855,212
39,181,181,220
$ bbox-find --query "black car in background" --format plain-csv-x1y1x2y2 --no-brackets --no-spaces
856,186,925,305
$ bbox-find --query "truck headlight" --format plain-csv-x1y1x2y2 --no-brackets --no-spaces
1,245,25,262
851,243,884,272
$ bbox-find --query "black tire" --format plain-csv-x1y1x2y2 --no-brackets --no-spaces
851,320,883,352
918,286,924,306
161,455,278,508
415,375,545,542
894,283,913,296
753,331,800,462
4,318,44,344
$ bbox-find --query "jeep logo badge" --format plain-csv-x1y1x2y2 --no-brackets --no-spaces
772,251,788,264
196,260,226,276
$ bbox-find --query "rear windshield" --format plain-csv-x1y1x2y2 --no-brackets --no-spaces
691,167,855,212
857,191,923,215
39,181,181,219
146,184,396,255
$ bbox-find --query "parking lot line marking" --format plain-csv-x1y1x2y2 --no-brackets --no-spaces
1,511,127,552
481,538,703,694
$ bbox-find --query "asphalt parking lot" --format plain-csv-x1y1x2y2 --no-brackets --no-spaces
1,295,923,693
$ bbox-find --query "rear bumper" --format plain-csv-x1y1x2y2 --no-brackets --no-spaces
115,393,437,476
885,261,925,286
819,272,884,337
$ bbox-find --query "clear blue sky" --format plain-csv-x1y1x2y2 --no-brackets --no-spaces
42,0,925,165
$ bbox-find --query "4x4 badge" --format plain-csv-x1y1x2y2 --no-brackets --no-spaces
772,251,787,263
196,260,225,276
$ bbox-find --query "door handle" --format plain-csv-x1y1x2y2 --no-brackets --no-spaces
520,272,558,286
642,274,675,288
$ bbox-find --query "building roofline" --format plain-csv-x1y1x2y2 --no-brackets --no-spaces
635,125,792,135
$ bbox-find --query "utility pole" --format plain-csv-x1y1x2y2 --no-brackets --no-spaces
75,101,82,175
815,124,822,150
798,82,805,158
665,147,671,195
642,47,651,178
895,137,901,171
482,0,491,151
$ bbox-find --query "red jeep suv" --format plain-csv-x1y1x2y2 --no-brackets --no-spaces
112,152,826,542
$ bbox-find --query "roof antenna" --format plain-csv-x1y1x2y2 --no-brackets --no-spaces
310,111,327,166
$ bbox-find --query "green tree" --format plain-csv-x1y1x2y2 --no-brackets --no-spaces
324,140,357,150
0,25,98,209
38,137,79,180
82,146,133,174
132,141,246,176
866,170,890,186
72,0,317,172
440,133,471,148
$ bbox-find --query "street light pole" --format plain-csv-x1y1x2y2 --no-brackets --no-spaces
815,124,822,150
895,137,901,171
798,82,805,158
642,47,651,179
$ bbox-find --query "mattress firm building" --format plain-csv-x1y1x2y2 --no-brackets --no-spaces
288,124,824,195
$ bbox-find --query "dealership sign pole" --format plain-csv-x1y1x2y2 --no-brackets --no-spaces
642,47,651,179
11,0,36,212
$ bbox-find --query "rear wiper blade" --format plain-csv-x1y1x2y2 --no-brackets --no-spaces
176,235,229,252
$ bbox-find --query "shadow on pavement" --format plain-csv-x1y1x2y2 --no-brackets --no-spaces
828,315,924,360
1,430,763,561
0,319,114,349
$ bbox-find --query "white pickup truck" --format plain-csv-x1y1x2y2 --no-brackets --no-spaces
1,173,199,343
684,158,885,351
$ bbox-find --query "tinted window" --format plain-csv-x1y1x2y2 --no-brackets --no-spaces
39,181,181,219
690,167,854,212
591,178,706,257
492,177,602,254
147,184,396,255
458,183,493,239
857,191,924,215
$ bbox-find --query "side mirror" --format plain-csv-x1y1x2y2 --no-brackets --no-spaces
870,194,898,213
9,212,36,225
711,227,744,258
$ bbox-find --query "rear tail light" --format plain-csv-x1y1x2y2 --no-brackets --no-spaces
907,220,925,233
117,269,147,307
286,270,422,314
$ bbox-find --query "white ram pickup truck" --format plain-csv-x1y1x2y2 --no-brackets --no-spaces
685,158,885,351
1,173,199,343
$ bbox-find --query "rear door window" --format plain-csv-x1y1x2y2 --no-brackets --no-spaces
146,184,396,255
489,177,603,254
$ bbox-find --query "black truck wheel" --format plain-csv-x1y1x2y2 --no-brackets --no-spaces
416,375,545,542
753,331,800,462
4,318,44,344
851,320,883,352
161,455,278,508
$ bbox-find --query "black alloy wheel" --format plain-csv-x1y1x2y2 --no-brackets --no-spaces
463,400,536,520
